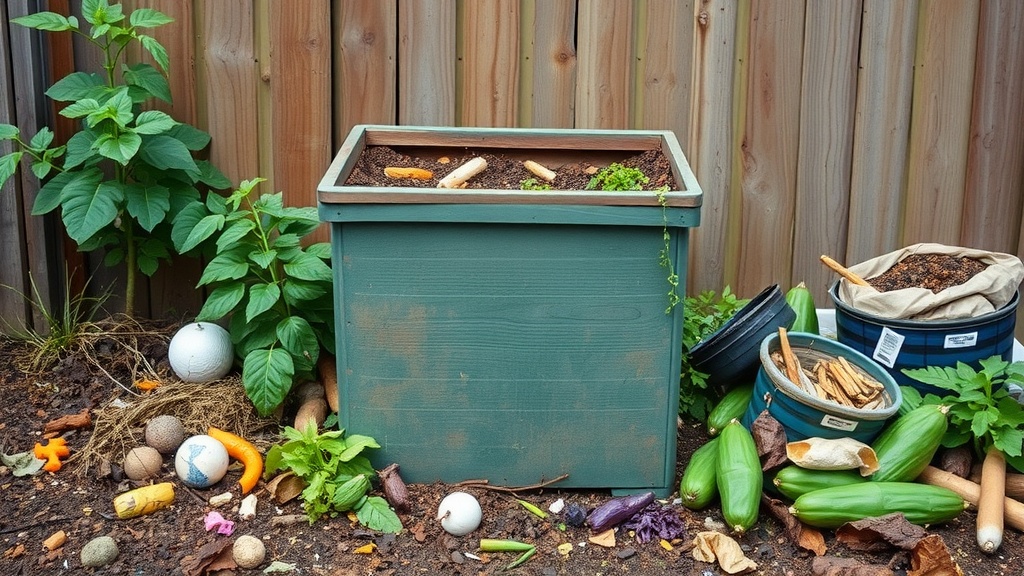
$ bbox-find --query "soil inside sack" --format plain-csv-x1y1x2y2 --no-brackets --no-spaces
838,243,1024,320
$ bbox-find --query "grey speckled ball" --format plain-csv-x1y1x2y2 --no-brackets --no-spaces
145,414,186,455
80,535,118,567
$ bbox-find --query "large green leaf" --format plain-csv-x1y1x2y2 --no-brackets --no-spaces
28,127,55,150
133,110,177,135
94,131,141,164
170,200,208,252
60,98,102,119
63,131,98,169
248,248,277,270
31,170,75,215
138,34,170,73
123,63,172,103
180,213,226,254
124,183,170,232
60,173,119,243
283,252,334,283
45,72,105,102
242,347,294,416
195,160,232,189
87,88,134,128
281,278,327,305
197,248,247,285
215,220,256,253
129,8,174,28
164,124,211,151
276,316,318,363
12,12,77,32
0,152,22,188
247,283,282,322
305,242,332,260
196,283,245,321
138,134,198,174
0,124,18,140
355,496,402,534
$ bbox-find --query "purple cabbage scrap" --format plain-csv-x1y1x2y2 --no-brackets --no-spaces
621,503,686,544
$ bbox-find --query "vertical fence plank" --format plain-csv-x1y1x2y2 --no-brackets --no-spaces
637,0,693,143
461,0,519,127
197,0,260,184
0,1,30,329
334,0,397,143
270,0,332,244
903,0,980,246
733,0,805,297
846,0,918,266
398,0,456,126
522,0,576,128
791,1,861,300
575,0,633,129
960,0,1024,253
688,0,738,294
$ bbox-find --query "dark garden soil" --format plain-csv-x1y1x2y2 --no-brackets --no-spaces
1,320,1021,576
343,146,677,191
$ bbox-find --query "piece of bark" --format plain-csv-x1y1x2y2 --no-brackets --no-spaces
378,463,411,513
180,538,233,576
810,556,894,576
270,514,309,527
751,411,788,471
318,354,339,413
938,445,973,478
43,408,91,435
267,471,306,504
909,534,962,576
761,493,826,556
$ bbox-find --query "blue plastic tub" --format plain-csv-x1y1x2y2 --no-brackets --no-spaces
830,282,1018,395
741,332,901,443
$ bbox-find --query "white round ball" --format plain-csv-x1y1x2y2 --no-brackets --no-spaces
123,446,163,480
232,535,266,569
437,491,482,536
174,434,229,488
168,322,234,382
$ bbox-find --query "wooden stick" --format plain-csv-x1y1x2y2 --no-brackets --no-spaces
970,465,1024,501
820,255,871,287
777,328,802,385
438,157,487,188
523,160,556,182
919,466,1024,532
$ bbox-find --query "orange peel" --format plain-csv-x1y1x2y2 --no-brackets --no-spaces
34,437,70,472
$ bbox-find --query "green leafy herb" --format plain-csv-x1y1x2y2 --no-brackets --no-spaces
678,288,749,421
264,421,402,532
0,3,229,316
585,163,648,191
519,177,551,191
176,178,335,415
902,357,1024,472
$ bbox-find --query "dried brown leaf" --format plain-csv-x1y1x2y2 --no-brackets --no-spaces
909,534,963,576
266,471,305,504
835,513,927,551
180,539,233,576
751,411,788,471
810,555,895,576
692,531,758,574
761,494,826,556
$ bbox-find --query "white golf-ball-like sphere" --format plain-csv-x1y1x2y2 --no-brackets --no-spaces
174,434,229,488
437,491,482,536
167,322,234,383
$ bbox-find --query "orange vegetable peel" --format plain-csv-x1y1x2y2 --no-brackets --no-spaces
207,427,263,494
34,437,70,472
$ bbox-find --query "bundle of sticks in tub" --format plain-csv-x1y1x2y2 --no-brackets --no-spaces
773,328,891,410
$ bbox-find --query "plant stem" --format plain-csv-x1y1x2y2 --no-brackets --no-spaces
123,216,136,318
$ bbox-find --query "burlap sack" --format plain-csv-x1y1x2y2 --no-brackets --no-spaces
837,243,1024,320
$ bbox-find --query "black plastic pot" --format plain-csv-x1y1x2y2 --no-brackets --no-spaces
688,284,796,394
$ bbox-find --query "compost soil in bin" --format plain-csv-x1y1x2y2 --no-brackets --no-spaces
344,145,678,191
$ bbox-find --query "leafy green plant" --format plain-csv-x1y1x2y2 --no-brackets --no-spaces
679,288,749,421
901,357,1024,472
519,177,551,191
264,421,402,532
2,271,109,371
585,163,648,191
174,178,334,416
0,2,230,316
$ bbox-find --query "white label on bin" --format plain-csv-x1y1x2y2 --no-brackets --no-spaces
944,332,978,349
820,414,858,432
872,327,904,368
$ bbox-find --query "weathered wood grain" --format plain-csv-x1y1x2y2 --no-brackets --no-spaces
638,0,693,140
688,0,738,294
398,0,455,126
903,0,980,246
461,0,519,127
791,1,861,301
523,0,576,128
334,0,397,143
576,0,633,129
961,0,1024,253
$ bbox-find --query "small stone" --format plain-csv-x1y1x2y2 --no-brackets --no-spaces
232,534,266,569
616,547,637,560
541,568,558,576
80,535,118,567
450,551,465,564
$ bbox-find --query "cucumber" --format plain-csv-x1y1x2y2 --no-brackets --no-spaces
716,420,762,534
772,465,866,501
680,438,719,509
785,282,819,334
707,384,754,436
789,482,967,528
870,404,949,482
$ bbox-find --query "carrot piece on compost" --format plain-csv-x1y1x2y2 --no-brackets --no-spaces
207,427,263,495
384,166,433,180
34,437,70,472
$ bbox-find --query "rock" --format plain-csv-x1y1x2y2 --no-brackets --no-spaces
145,415,185,455
123,446,163,480
616,547,636,560
450,551,465,564
80,535,118,567
232,534,266,569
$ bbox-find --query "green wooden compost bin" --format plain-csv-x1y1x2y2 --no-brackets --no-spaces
318,125,702,496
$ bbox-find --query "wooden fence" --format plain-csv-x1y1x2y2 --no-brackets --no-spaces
2,0,1024,336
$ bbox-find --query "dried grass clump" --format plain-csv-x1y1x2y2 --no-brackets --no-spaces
72,375,277,477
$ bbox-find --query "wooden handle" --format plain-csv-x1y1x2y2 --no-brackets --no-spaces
820,255,871,287
918,466,1024,532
